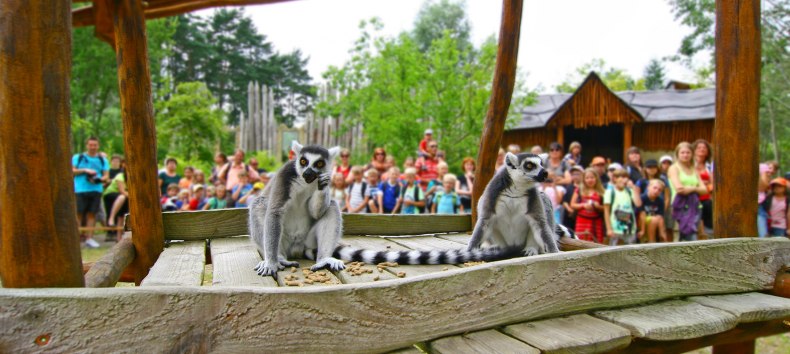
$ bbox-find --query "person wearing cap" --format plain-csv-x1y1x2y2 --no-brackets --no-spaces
659,155,673,179
590,156,609,188
607,162,623,189
546,142,572,185
418,128,434,158
188,184,206,210
760,178,790,237
240,182,265,208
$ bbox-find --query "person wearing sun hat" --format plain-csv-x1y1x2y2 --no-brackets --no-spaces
760,177,790,237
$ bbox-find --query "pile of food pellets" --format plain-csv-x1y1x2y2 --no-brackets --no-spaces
282,267,338,286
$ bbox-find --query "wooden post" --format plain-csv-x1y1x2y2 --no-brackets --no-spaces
0,0,85,288
713,0,760,238
623,121,633,163
472,0,523,224
556,126,564,147
711,0,760,351
110,0,165,283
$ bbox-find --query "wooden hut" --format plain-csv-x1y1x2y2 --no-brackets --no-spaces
0,0,783,353
503,72,715,164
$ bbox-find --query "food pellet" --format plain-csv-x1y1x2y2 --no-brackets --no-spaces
373,276,380,281
285,280,300,286
396,272,406,278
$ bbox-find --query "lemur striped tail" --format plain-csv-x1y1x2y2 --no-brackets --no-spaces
332,245,525,265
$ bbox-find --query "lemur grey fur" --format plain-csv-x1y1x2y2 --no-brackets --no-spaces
333,152,575,265
249,141,345,277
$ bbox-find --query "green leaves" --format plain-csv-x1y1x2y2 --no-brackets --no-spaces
156,82,225,161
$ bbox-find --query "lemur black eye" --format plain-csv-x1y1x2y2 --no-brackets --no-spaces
300,158,307,167
315,160,325,169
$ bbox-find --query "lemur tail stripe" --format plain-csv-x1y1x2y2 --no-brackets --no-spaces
332,245,525,265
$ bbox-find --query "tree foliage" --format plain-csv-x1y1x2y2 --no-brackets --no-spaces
156,82,225,161
413,0,472,54
555,59,646,93
643,58,667,90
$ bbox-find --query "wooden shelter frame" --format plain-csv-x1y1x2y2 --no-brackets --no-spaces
0,0,783,353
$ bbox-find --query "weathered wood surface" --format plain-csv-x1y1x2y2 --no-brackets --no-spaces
0,0,85,288
85,234,136,288
387,346,423,354
386,236,467,251
435,233,471,244
472,0,523,225
210,237,277,287
0,238,787,353
140,241,205,286
431,330,540,354
110,0,165,283
713,0,761,238
594,300,738,341
502,314,632,353
688,292,790,323
141,209,474,240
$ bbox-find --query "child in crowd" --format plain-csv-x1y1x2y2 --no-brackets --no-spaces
418,129,433,157
346,166,368,214
425,161,449,211
540,172,565,224
365,169,382,213
330,173,347,212
400,168,425,214
432,174,462,214
240,182,264,207
562,165,584,230
188,185,206,211
231,171,253,208
177,189,191,211
204,184,228,210
160,183,181,211
179,166,195,190
604,169,642,245
639,179,668,243
762,178,790,237
571,168,605,243
378,167,402,214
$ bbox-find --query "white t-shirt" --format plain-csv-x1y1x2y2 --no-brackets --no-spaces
347,182,367,214
539,185,566,211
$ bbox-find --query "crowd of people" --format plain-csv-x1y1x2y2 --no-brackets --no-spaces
73,130,789,248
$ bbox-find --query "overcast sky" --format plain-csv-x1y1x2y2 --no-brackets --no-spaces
226,0,705,93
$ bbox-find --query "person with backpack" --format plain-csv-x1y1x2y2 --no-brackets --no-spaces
72,136,110,248
432,174,463,214
762,178,790,237
401,168,425,215
218,149,260,190
604,168,642,245
378,167,403,214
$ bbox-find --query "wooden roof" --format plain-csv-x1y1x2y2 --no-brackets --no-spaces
545,72,644,129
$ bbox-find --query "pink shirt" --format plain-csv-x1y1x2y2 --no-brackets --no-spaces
220,163,260,190
769,196,787,229
415,156,438,190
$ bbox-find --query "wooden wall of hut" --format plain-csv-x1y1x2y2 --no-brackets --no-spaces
632,120,714,151
502,128,555,151
546,74,643,130
241,82,277,152
304,84,364,153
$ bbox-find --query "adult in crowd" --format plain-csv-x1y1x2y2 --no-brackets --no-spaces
335,148,353,184
219,149,260,190
545,142,571,185
415,141,440,190
158,157,180,196
367,147,392,181
530,145,544,155
209,152,228,185
693,139,714,237
590,156,609,188
103,159,129,241
72,136,110,248
418,129,434,157
624,146,644,184
563,141,583,167
507,144,521,154
108,155,123,180
456,157,476,214
668,142,708,241
248,157,267,174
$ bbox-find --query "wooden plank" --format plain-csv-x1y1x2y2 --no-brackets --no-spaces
432,330,539,354
110,0,165,283
688,292,790,323
85,234,136,288
209,237,277,287
0,238,788,353
593,300,738,341
386,236,467,251
0,0,84,288
341,236,460,277
140,241,205,287
713,0,761,238
435,233,471,245
503,314,631,353
472,0,523,225
275,260,342,287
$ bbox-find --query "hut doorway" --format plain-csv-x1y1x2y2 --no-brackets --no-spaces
563,124,623,166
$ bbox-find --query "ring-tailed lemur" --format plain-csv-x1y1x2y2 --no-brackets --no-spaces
249,141,346,277
333,152,575,265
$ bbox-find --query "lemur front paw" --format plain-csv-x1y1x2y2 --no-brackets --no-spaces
524,247,539,257
311,257,345,272
317,174,331,190
278,258,300,268
254,260,284,277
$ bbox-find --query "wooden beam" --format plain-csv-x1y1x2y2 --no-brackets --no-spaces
623,121,632,163
0,238,788,353
110,0,165,283
0,0,85,288
713,0,760,238
84,234,136,287
472,0,523,224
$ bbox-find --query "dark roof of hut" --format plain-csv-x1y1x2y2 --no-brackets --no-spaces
513,83,715,130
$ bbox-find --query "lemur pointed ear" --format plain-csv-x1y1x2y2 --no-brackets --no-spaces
538,153,549,167
328,146,341,160
291,140,303,154
505,152,519,169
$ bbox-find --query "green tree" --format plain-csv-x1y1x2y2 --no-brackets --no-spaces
412,0,472,54
156,82,225,161
555,59,645,93
643,58,667,90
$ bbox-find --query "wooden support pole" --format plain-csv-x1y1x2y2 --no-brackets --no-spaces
0,0,85,288
713,0,760,238
623,121,633,163
110,0,165,284
556,126,564,147
84,234,136,287
472,0,523,224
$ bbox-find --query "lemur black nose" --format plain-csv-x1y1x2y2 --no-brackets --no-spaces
302,169,318,183
537,170,548,182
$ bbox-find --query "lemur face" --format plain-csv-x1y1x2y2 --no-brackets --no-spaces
291,141,340,184
504,152,548,184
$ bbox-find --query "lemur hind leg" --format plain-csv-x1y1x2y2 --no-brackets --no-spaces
307,201,345,272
